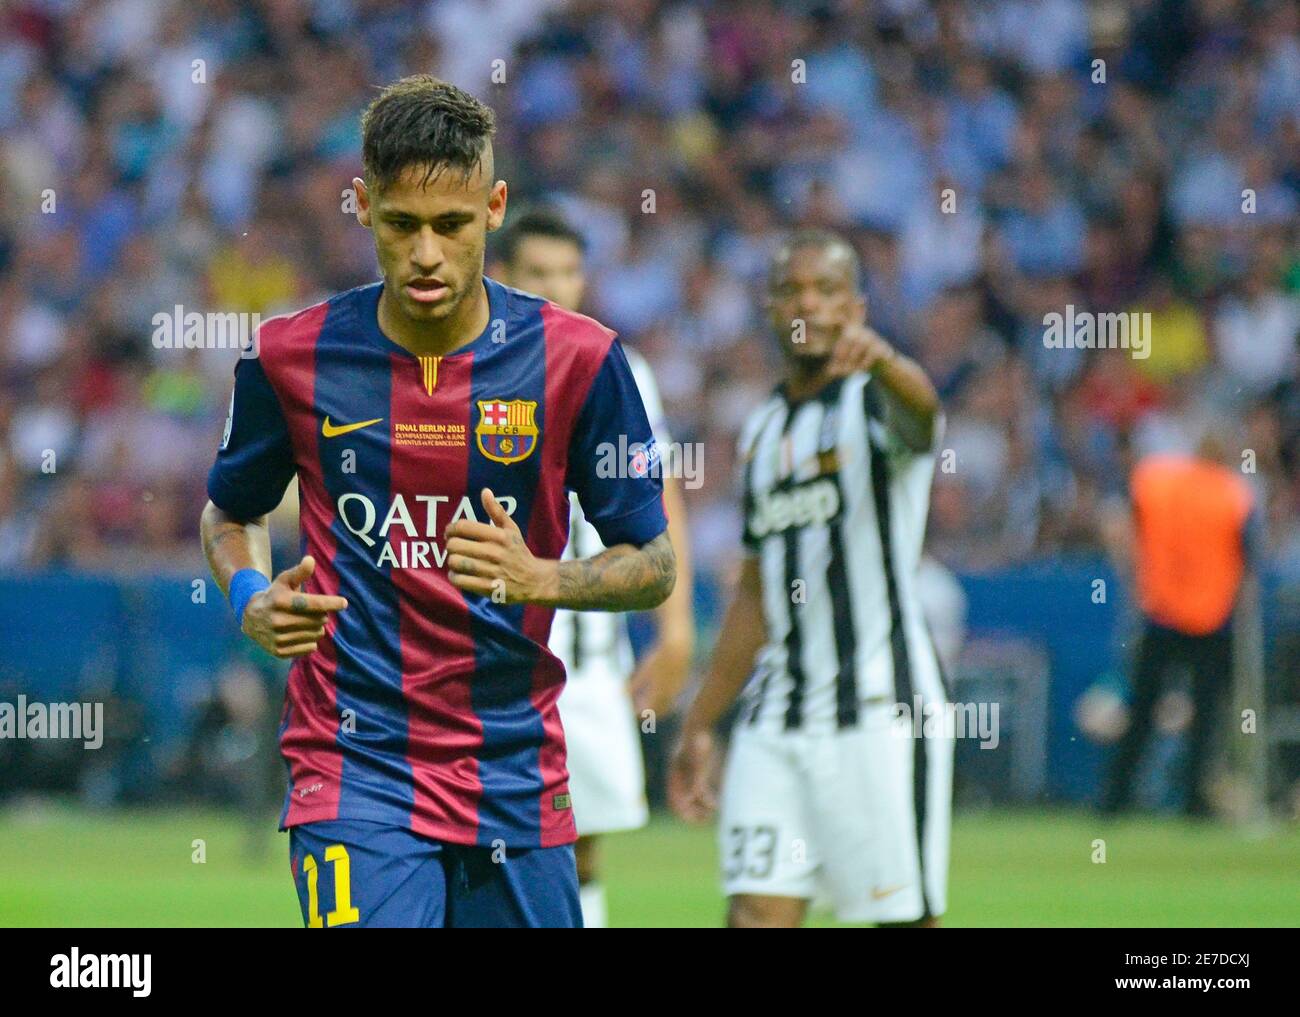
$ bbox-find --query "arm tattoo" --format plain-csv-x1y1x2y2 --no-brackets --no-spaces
200,510,268,594
555,531,676,612
202,525,247,559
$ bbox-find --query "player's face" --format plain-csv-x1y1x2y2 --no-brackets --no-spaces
767,246,864,362
355,158,507,324
502,236,586,311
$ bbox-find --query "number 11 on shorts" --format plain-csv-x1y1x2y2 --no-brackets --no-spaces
302,844,361,927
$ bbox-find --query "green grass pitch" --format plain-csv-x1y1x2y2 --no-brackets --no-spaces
0,807,1295,926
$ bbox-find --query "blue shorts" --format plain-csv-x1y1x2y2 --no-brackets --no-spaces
288,820,581,928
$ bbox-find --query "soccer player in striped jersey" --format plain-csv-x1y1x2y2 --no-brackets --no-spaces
199,77,676,928
491,209,695,928
669,229,952,928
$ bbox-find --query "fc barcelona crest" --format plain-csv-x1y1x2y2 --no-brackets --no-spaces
476,399,539,465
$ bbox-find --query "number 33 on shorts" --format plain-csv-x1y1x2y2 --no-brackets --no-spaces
724,825,780,881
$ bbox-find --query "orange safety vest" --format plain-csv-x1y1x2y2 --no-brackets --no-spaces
1131,454,1253,635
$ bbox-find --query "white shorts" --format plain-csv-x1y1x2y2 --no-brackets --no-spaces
718,705,953,923
557,665,649,837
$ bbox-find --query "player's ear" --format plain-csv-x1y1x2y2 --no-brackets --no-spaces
353,177,372,228
486,180,508,232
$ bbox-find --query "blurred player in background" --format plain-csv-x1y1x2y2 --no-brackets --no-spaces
200,77,676,927
669,230,951,928
491,209,695,928
1100,433,1258,816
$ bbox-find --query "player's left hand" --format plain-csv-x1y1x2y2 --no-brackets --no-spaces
446,488,554,604
667,725,720,823
827,321,893,377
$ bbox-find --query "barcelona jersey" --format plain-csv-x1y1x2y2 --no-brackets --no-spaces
207,277,667,848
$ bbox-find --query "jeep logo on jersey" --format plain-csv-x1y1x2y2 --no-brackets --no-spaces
336,492,518,569
748,477,841,539
476,399,539,464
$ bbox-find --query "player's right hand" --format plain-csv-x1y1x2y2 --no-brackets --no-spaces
667,726,719,823
241,555,348,659
827,322,892,378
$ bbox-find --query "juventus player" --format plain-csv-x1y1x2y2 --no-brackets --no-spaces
492,210,696,928
669,230,951,928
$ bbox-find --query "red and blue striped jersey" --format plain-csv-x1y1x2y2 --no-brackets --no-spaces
207,278,667,848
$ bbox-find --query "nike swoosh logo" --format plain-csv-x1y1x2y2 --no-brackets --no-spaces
870,884,907,900
322,416,384,438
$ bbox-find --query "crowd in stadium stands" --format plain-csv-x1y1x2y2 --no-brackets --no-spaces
1,0,1298,596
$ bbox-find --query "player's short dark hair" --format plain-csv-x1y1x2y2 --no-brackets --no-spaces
361,75,496,191
496,208,587,266
770,228,862,290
